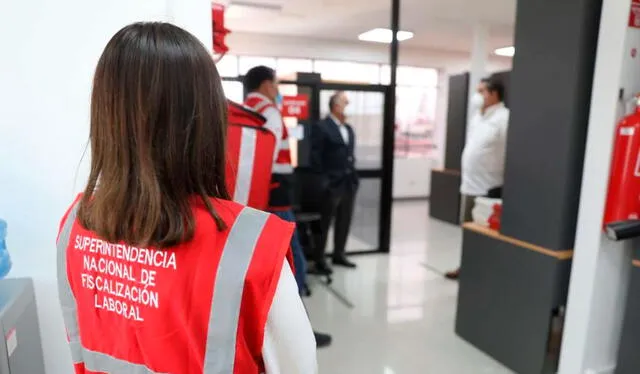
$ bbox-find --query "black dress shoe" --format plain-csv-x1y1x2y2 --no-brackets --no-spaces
314,331,332,348
309,261,333,275
332,257,356,268
445,268,460,280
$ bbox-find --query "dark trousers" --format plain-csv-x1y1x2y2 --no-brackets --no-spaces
316,188,356,262
272,210,307,295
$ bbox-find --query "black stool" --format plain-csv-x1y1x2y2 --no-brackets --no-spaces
292,168,333,291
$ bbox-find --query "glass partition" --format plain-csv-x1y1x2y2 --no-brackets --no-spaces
319,87,387,253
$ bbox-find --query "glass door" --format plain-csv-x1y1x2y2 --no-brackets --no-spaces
222,76,393,254
317,83,390,254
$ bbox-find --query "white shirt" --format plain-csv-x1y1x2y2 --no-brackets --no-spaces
263,261,318,374
460,102,510,196
329,114,349,144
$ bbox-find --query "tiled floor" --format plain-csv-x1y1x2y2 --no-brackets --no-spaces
306,201,514,374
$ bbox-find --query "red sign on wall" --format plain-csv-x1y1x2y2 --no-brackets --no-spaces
630,0,640,28
281,95,309,120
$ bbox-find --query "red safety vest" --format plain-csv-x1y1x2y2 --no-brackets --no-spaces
243,94,293,175
226,101,276,211
57,195,294,374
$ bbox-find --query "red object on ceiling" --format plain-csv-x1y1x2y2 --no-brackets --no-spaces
212,3,230,57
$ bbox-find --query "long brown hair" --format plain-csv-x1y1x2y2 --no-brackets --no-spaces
78,22,230,248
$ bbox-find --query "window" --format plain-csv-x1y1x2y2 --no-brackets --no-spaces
314,60,380,84
380,65,391,85
238,56,277,75
277,58,313,77
382,66,439,158
380,65,438,87
216,55,238,78
221,81,243,103
394,86,438,158
397,66,438,86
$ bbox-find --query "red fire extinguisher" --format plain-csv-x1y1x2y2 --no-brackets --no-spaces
603,96,640,228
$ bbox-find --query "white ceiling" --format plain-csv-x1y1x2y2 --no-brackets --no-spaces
225,0,517,53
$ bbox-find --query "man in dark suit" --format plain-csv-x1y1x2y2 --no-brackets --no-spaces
310,91,359,272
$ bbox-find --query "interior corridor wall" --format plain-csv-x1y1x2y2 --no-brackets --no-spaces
0,0,211,372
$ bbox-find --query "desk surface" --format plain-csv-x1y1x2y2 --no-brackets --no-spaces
463,222,573,260
431,168,461,176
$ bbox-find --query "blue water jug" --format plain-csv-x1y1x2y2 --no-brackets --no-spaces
0,220,12,279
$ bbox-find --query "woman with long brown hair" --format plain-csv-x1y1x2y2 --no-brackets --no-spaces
56,22,316,373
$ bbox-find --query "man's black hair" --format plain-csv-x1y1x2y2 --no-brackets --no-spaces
243,65,276,92
481,76,505,102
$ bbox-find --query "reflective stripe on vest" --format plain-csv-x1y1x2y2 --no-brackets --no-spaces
203,207,267,373
272,163,294,174
244,96,293,174
57,204,269,373
57,203,83,363
233,127,257,205
227,123,276,210
247,99,271,114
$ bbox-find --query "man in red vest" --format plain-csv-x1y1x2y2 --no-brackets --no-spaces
243,66,332,348
226,100,277,210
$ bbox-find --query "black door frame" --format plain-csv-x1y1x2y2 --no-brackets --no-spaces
223,77,394,254
314,82,392,255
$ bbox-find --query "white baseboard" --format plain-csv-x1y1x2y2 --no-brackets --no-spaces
585,365,615,374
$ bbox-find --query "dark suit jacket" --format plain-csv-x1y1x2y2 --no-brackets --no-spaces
310,116,359,196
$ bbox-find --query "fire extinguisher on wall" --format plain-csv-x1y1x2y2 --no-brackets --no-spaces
603,95,640,239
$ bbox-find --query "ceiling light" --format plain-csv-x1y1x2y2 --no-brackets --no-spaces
358,28,414,44
494,46,515,57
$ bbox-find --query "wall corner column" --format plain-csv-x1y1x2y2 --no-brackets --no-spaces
467,24,488,120
559,0,634,372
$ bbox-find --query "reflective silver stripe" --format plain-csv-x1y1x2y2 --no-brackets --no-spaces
57,203,165,374
204,207,269,374
56,202,82,363
69,341,164,373
272,163,294,174
234,127,256,205
279,138,290,149
81,348,164,374
252,100,271,113
69,340,82,360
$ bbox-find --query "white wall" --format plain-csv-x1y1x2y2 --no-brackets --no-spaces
433,71,451,170
0,1,210,372
393,158,437,198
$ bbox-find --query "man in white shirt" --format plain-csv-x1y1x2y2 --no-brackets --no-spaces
446,77,510,280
